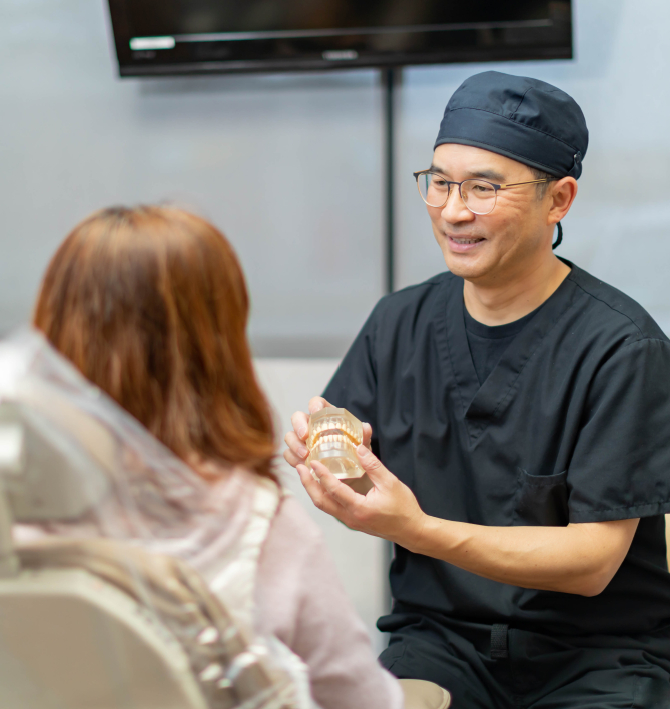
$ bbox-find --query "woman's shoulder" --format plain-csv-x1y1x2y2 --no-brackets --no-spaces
235,471,324,550
273,492,325,545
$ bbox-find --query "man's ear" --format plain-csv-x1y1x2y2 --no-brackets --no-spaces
548,177,578,226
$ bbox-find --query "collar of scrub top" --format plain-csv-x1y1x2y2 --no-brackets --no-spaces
435,259,581,443
434,71,589,251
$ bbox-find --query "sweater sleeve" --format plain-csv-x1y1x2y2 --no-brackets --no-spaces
255,495,403,709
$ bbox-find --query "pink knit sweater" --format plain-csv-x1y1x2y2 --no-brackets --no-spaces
253,493,404,709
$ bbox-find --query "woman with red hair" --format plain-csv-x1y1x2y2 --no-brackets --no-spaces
33,205,403,709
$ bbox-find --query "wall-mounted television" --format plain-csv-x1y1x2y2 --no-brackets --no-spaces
107,1,572,78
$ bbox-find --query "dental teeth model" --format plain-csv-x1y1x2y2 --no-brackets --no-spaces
306,407,365,480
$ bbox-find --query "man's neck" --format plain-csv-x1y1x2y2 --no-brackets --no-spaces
463,255,571,326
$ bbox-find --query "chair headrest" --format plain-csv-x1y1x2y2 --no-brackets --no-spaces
0,401,110,522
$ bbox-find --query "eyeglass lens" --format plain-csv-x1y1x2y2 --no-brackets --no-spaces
418,173,497,215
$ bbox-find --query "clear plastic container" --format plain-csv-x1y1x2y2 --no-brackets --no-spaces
306,408,373,494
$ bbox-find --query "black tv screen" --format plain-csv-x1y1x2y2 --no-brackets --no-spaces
107,0,572,77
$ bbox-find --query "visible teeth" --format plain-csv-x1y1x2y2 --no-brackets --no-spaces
312,433,354,447
308,417,362,451
454,238,481,244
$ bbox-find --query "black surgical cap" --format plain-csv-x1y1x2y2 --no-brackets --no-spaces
434,71,589,180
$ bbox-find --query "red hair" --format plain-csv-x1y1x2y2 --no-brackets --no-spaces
33,205,276,481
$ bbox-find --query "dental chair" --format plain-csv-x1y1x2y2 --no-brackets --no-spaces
0,400,294,709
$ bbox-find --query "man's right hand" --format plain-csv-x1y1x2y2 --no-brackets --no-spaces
283,396,373,469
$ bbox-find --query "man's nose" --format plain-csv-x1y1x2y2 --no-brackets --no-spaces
440,186,475,224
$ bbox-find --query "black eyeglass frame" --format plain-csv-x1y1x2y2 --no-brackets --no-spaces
413,169,558,215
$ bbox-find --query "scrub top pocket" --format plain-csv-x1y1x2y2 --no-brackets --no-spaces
513,469,569,527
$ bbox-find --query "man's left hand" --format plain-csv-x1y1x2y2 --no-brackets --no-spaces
296,445,426,546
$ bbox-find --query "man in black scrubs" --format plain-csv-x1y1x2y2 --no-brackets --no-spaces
284,71,670,706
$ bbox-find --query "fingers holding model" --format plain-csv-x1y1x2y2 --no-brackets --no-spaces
284,399,421,543
283,396,373,469
283,397,327,467
296,441,426,547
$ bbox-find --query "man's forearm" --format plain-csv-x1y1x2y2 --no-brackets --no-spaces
402,515,639,596
296,446,639,598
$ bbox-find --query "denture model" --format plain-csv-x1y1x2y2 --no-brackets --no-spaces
306,407,365,480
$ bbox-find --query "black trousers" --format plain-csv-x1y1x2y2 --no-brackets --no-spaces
378,607,670,708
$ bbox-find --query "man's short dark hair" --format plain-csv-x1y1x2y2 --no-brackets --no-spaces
529,167,556,199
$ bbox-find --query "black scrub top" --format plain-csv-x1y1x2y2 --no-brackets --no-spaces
323,261,670,637
463,301,542,385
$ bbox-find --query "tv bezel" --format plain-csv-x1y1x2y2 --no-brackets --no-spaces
106,1,573,78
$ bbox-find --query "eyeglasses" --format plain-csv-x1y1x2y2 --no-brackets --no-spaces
413,170,556,216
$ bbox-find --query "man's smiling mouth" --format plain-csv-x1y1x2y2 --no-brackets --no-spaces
451,237,483,244
445,234,487,253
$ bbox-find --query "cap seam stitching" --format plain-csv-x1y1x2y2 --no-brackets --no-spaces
445,106,580,152
511,86,534,116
